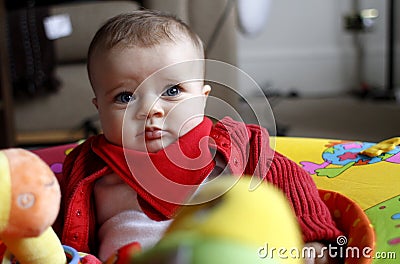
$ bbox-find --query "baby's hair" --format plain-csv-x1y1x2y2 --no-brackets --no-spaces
87,9,204,65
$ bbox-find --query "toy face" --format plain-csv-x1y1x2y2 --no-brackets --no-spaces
2,149,61,237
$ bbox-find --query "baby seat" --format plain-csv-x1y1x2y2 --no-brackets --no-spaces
318,189,375,264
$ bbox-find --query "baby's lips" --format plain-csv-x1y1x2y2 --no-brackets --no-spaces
145,129,163,140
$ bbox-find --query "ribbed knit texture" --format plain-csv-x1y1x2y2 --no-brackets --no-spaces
265,152,341,242
212,117,343,242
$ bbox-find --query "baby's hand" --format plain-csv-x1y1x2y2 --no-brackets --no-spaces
304,242,343,264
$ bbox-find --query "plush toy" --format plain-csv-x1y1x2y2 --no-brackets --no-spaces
0,148,66,264
131,176,304,264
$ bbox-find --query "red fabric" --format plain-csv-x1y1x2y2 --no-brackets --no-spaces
211,117,343,242
80,254,102,264
0,242,5,261
56,116,343,254
91,118,215,220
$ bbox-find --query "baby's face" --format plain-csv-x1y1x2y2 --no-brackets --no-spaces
90,41,210,152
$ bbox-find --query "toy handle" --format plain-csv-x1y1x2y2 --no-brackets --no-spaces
1,227,66,264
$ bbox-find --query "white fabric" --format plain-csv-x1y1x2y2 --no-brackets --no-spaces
98,210,172,261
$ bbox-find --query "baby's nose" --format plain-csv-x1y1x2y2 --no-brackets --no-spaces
136,96,164,119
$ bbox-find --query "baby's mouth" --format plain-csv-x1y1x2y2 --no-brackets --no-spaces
145,127,163,140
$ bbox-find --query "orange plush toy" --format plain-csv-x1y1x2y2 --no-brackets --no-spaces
0,149,66,264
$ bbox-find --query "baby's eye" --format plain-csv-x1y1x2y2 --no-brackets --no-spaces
115,92,134,104
162,85,182,97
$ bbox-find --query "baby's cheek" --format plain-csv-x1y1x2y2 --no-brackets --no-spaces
178,116,204,137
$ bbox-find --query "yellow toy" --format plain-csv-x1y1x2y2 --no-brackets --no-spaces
132,176,304,264
0,148,66,264
360,137,400,157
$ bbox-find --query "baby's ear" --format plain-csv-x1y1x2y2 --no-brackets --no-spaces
92,98,98,109
202,84,211,96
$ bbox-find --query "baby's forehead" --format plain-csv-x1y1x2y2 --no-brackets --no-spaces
91,41,204,70
89,44,205,86
94,32,202,55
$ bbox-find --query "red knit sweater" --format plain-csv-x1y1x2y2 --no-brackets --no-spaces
55,117,343,254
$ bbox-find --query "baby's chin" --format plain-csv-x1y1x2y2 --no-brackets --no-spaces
122,138,177,153
144,143,164,153
145,137,178,153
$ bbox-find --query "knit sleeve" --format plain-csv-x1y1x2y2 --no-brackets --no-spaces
265,151,344,243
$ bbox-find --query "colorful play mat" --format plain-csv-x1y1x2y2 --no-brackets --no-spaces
275,137,400,263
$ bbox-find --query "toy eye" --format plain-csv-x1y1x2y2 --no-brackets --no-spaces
17,193,35,209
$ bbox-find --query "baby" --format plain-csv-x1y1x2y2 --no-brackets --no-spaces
54,9,344,263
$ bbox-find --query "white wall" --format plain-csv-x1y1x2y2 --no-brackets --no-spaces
236,0,388,96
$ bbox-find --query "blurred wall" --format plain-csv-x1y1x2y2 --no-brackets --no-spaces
236,0,389,96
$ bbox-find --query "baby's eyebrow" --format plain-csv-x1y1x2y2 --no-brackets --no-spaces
164,78,181,85
105,82,136,96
